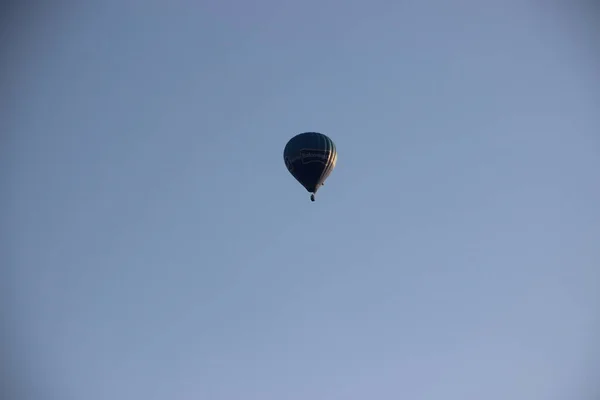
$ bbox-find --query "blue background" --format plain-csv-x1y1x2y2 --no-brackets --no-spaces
4,2,600,399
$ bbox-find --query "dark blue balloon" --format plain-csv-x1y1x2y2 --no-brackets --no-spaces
283,132,337,201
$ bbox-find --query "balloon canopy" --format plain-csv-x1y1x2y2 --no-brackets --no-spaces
283,132,337,201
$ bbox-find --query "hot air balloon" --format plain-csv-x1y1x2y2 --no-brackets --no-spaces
283,132,337,202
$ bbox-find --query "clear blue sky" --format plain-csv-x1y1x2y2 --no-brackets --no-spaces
4,2,600,399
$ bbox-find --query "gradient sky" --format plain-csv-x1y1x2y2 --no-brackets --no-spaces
4,2,600,399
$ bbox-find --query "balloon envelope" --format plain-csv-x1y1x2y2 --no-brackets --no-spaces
283,132,337,195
